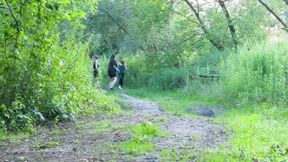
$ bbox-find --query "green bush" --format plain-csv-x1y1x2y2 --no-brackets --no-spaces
221,42,288,105
0,0,118,133
124,54,160,87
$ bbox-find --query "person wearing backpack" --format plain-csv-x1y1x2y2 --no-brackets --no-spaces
108,52,119,91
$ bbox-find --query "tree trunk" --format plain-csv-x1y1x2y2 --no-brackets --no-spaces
183,0,224,51
218,0,238,52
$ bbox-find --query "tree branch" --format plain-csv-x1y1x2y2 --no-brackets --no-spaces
218,0,238,51
173,10,200,25
258,0,288,31
183,0,224,51
103,9,129,35
4,0,21,32
167,0,199,25
102,9,148,51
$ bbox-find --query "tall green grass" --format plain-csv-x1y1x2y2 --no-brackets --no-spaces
221,42,288,105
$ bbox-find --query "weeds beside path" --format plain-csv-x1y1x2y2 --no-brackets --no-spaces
0,93,227,162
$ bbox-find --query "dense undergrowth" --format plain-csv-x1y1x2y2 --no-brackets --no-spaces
0,0,118,134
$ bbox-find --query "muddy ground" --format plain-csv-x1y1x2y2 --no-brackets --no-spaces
0,94,227,162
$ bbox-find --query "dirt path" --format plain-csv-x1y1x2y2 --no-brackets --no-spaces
0,94,227,162
119,94,227,161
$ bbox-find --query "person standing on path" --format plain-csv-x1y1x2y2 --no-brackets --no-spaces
108,51,119,91
92,54,99,79
118,60,126,89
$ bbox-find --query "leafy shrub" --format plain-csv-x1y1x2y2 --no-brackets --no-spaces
0,0,118,133
124,54,160,87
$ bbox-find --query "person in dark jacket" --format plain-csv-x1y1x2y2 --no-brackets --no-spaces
118,60,126,89
108,54,118,90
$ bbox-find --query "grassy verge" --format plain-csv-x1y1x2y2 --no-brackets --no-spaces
123,88,288,161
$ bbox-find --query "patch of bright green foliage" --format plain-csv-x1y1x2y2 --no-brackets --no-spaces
117,122,169,155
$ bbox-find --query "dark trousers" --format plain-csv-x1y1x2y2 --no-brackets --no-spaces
93,70,99,78
119,73,125,87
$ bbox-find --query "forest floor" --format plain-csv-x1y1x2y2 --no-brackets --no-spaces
0,93,227,162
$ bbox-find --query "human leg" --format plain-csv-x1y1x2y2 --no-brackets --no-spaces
119,74,123,87
119,73,124,87
109,76,117,90
109,77,113,89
